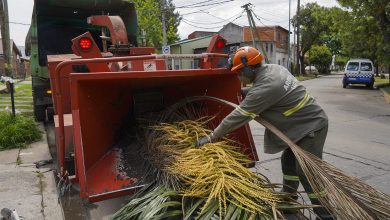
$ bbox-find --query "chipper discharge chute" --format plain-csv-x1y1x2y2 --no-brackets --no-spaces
48,15,258,202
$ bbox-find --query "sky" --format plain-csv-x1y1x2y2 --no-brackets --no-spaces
7,0,340,47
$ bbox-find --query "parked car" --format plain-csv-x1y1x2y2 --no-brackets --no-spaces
343,59,375,89
305,66,319,75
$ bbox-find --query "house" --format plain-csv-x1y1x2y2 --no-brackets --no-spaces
243,25,289,67
168,35,214,70
0,40,24,78
187,31,217,40
219,23,289,67
169,22,290,69
18,46,31,78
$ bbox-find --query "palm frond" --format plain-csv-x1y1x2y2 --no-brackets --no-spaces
172,96,390,220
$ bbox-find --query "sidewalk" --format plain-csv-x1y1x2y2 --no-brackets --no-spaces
0,124,64,220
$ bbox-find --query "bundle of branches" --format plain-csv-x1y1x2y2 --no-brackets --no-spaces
113,116,311,220
174,96,390,220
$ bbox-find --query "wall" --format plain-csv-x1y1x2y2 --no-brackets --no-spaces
219,23,244,45
276,49,289,68
169,36,214,69
243,27,275,42
243,26,289,50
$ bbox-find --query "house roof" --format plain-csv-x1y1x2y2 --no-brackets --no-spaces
170,35,213,46
243,25,289,33
0,39,22,56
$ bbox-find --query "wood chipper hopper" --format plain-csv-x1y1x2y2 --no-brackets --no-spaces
47,15,258,202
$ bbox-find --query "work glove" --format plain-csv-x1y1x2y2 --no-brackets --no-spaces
196,133,214,148
241,87,250,98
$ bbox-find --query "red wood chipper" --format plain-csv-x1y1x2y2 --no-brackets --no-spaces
48,15,258,202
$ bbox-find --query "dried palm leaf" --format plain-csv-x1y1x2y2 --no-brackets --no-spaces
171,96,390,220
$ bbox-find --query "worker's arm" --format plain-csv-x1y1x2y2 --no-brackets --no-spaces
212,81,277,140
196,85,273,147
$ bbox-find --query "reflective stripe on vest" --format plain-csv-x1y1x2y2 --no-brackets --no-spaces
308,190,327,199
236,106,257,119
283,174,300,181
283,92,310,117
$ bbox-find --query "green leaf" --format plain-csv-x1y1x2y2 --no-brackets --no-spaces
183,198,205,220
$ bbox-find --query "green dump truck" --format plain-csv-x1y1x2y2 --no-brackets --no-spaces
25,0,138,121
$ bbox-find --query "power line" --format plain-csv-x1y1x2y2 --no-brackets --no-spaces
251,12,287,24
176,0,234,9
252,11,283,28
181,19,224,29
179,5,221,16
181,10,244,25
9,21,30,26
252,8,286,19
250,10,279,40
176,0,221,8
181,13,243,30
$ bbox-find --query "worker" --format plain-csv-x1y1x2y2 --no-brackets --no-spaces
196,46,333,220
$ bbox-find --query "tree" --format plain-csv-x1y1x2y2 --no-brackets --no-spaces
309,45,333,74
164,0,181,44
337,0,390,66
128,0,181,48
336,9,384,74
293,3,331,74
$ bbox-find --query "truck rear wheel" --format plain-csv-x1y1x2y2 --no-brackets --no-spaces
34,104,46,122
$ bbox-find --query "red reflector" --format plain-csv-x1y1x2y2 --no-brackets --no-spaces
79,37,93,50
216,39,225,49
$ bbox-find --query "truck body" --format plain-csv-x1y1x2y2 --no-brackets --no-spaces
26,1,259,203
26,0,138,121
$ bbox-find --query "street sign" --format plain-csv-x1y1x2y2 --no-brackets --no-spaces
162,45,170,54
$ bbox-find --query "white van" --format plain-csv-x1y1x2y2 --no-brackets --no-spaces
343,59,375,89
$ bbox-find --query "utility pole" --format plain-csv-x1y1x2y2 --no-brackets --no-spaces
161,0,167,46
295,0,301,75
0,0,12,77
287,0,291,71
242,3,269,64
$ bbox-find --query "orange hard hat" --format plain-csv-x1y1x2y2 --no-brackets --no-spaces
231,46,264,72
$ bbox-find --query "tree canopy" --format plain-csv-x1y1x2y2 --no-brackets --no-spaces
128,0,181,48
296,1,389,74
309,45,333,74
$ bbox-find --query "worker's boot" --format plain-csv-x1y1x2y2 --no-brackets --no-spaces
281,148,300,216
311,198,335,220
280,178,300,216
281,178,299,201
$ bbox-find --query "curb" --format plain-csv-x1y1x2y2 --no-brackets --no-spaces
381,88,390,104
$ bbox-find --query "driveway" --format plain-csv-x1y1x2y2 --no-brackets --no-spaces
252,74,390,194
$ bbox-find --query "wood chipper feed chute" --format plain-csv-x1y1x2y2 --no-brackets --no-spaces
68,68,258,202
48,30,258,202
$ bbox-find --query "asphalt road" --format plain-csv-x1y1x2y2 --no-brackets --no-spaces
252,74,390,194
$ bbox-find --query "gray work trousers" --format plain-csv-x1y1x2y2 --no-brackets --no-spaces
281,125,334,220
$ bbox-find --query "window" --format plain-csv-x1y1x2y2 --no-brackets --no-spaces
283,58,286,66
266,43,269,52
346,62,359,71
278,32,281,41
270,44,273,53
360,62,372,71
191,59,200,69
278,60,280,65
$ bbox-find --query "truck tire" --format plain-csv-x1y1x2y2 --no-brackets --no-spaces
34,104,46,122
366,82,374,89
